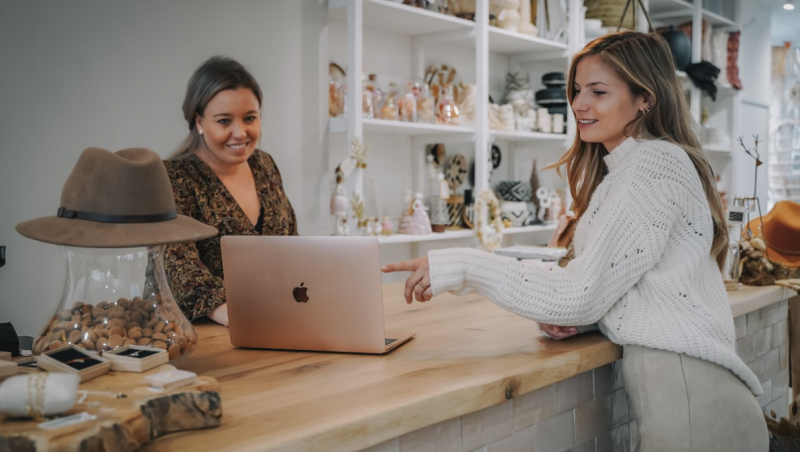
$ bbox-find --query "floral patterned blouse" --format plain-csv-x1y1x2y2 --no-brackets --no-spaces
163,150,298,321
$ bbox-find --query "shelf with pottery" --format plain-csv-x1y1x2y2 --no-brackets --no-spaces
329,117,476,140
328,0,475,36
326,0,581,251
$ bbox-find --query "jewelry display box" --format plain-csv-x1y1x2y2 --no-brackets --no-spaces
16,357,39,374
0,359,15,379
103,345,168,372
37,345,111,382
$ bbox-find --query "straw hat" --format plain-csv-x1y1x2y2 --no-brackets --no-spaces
16,147,217,248
745,201,800,267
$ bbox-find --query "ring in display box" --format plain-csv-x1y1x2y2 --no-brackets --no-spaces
37,345,111,382
103,345,168,373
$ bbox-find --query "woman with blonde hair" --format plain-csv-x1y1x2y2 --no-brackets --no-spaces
383,31,768,450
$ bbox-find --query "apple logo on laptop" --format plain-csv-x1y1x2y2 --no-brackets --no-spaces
293,282,309,303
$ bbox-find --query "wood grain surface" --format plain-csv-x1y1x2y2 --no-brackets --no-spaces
139,282,621,452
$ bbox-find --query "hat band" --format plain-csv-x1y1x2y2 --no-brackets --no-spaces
57,207,177,224
764,237,800,256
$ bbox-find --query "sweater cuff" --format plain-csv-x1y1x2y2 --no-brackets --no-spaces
428,248,512,298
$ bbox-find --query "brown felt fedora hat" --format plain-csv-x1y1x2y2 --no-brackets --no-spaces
745,201,800,267
16,147,217,248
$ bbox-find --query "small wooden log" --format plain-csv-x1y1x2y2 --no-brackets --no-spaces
0,364,221,451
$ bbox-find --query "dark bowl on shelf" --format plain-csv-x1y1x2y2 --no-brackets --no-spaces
542,72,566,87
535,87,567,106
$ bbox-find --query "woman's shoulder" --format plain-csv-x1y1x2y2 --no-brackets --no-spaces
163,155,203,179
628,138,696,179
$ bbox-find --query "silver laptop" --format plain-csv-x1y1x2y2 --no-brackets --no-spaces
220,236,415,354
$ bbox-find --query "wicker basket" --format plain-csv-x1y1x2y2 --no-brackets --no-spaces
584,0,636,30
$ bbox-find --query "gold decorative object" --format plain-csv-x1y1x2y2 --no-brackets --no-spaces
475,190,504,251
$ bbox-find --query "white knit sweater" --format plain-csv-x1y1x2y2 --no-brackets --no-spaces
429,137,762,395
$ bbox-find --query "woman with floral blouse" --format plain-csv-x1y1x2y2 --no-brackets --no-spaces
164,56,297,326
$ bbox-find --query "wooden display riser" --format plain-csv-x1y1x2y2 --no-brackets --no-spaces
0,364,221,452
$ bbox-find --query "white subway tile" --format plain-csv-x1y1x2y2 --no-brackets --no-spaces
533,410,574,452
362,438,399,452
756,379,773,408
462,400,513,452
772,320,787,349
485,425,535,452
772,369,789,403
593,364,614,398
734,315,747,339
556,371,594,414
574,394,612,445
571,439,596,452
513,385,555,431
400,417,461,452
736,333,757,364
756,326,772,358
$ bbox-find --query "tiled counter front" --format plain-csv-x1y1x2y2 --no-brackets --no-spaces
735,299,790,419
364,290,793,452
363,363,635,452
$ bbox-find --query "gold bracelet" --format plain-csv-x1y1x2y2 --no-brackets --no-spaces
27,373,47,422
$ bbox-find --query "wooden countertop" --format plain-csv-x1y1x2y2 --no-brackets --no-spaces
728,284,796,317
141,282,621,452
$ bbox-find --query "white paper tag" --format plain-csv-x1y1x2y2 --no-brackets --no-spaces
38,412,97,430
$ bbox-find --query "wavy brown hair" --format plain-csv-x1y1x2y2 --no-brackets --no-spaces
550,31,728,269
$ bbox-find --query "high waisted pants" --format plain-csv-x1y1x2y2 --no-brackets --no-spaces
622,345,768,452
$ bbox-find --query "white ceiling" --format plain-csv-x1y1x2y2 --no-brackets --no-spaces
754,0,800,46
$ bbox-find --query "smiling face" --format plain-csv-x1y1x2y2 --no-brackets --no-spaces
195,87,261,169
571,55,651,152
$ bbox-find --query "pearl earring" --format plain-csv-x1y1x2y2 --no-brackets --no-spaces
199,129,203,135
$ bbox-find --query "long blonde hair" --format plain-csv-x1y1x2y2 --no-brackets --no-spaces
551,31,728,269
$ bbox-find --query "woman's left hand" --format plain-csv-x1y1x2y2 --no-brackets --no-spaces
381,257,433,304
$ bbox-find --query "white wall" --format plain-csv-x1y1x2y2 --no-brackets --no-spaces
0,0,329,335
734,0,774,203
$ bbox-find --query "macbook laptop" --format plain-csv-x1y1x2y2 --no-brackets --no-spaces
220,236,415,354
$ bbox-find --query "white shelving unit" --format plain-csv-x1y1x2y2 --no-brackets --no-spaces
647,0,741,197
327,0,578,255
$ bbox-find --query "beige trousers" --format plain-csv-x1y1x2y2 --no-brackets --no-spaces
622,345,768,452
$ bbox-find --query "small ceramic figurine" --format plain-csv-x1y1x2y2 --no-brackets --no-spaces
397,189,414,234
497,0,521,31
380,216,394,236
336,218,349,236
548,192,562,223
407,194,433,235
371,217,383,236
518,0,539,36
330,166,348,235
